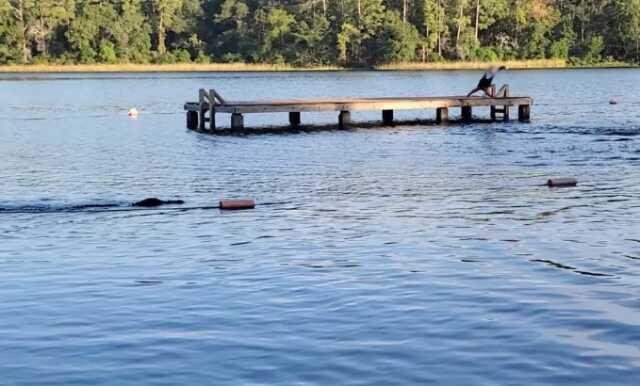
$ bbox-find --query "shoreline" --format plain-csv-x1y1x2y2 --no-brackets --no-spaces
0,59,635,73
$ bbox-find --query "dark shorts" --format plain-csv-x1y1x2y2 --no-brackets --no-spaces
477,76,493,89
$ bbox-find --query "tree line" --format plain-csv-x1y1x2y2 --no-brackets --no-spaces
0,0,639,66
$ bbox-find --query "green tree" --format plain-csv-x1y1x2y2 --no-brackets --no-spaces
213,0,251,60
147,0,183,55
0,0,20,63
11,0,75,62
67,1,117,63
583,35,604,62
68,0,151,63
375,10,420,63
114,0,152,62
421,0,446,58
99,41,117,63
292,15,332,65
617,0,640,62
336,0,385,64
512,0,560,58
548,15,575,59
451,0,470,56
337,22,361,64
2,0,640,66
254,7,295,63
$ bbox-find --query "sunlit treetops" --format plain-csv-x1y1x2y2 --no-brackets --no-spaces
0,0,639,65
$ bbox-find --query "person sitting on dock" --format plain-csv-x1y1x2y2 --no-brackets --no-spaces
467,66,506,97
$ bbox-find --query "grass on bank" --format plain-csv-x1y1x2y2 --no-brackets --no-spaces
376,59,635,70
0,62,342,73
0,59,635,73
375,59,569,70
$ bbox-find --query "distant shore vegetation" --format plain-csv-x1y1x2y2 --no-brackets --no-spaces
0,0,639,69
0,59,634,73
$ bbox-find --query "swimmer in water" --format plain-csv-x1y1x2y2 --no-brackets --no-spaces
467,65,506,97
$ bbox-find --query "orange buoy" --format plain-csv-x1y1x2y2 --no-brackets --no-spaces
219,199,255,210
547,178,578,187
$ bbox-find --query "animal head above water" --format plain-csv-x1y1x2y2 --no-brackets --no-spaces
132,198,185,207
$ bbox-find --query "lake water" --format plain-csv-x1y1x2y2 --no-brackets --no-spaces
1,69,640,385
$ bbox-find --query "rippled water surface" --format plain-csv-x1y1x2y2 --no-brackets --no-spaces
1,69,640,385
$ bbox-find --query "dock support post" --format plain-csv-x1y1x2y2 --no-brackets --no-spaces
209,107,216,131
198,89,207,130
198,107,206,130
338,111,351,129
490,106,510,121
518,105,531,122
501,85,510,121
231,113,244,130
187,111,198,130
461,106,472,122
382,110,394,125
436,107,449,124
289,112,301,128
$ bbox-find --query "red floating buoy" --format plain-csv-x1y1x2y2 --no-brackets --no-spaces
547,178,578,188
219,199,256,210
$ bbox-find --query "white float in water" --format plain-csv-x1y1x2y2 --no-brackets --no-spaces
128,108,139,118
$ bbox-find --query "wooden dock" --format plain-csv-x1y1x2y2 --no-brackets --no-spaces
184,86,532,132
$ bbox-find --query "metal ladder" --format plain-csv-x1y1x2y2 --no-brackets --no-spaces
491,85,510,121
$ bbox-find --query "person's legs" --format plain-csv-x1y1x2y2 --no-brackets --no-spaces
467,87,481,97
482,86,495,97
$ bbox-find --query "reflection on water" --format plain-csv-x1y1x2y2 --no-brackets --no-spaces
1,69,640,385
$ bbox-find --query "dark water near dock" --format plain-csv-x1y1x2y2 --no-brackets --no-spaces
1,69,640,385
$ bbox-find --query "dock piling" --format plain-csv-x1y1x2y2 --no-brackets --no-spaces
209,110,216,130
209,105,216,131
231,113,244,129
498,85,511,121
198,106,206,130
187,111,198,130
461,106,473,122
382,109,394,125
491,106,510,121
338,111,351,129
436,107,449,124
289,112,301,128
518,105,531,122
198,89,207,130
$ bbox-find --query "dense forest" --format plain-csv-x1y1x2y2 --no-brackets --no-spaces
0,0,639,66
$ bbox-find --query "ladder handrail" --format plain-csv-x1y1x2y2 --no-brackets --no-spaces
497,84,510,98
199,88,227,106
210,89,226,105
